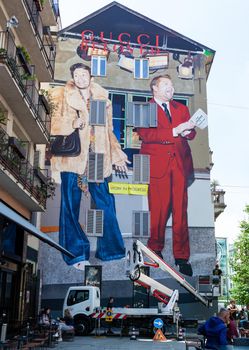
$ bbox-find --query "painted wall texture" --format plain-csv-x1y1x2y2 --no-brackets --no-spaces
39,3,216,317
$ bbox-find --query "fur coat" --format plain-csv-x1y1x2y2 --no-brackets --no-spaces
50,80,127,178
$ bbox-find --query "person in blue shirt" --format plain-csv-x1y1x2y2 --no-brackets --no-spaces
198,308,230,349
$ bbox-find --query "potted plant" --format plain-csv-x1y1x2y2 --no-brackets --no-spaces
21,73,37,81
34,0,46,11
0,48,7,58
39,89,57,115
0,107,7,125
39,93,50,114
16,46,32,75
34,167,47,184
35,176,56,204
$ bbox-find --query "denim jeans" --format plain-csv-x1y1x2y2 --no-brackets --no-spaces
59,172,125,265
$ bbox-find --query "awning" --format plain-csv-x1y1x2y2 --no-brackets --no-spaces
0,202,75,258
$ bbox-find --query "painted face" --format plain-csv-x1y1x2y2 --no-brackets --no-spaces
153,78,174,101
73,68,91,89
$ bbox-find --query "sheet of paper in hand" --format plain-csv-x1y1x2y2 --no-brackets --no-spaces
190,108,208,129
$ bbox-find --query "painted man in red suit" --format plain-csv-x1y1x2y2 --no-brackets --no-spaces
136,74,196,276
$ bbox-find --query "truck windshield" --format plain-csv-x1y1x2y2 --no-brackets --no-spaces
67,290,89,306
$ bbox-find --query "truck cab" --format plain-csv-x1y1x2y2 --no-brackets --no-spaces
63,286,100,335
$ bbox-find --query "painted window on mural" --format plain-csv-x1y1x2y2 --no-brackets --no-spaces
91,56,106,76
89,100,106,125
134,58,149,79
109,93,126,147
127,102,157,128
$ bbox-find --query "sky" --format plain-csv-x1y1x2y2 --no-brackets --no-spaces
58,0,249,243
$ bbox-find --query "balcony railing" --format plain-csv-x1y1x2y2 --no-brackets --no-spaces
23,0,56,78
0,126,49,208
0,31,51,139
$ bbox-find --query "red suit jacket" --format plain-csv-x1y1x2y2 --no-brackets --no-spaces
137,99,196,186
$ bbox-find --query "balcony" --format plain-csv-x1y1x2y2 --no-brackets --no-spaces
41,0,60,26
0,31,51,143
2,0,56,80
0,126,50,211
212,189,227,220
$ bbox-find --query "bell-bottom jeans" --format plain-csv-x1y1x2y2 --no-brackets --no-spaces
59,172,125,265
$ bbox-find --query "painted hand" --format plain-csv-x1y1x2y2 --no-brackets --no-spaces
73,118,85,129
173,120,195,136
114,159,131,175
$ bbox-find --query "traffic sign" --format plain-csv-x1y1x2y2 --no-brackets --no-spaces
153,318,164,329
105,309,113,322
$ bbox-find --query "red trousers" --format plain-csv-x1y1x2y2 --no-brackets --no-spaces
147,153,190,260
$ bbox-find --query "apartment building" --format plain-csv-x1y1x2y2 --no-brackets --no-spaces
0,0,60,334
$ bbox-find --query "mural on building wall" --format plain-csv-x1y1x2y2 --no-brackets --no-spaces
136,74,197,276
44,14,212,278
49,62,130,269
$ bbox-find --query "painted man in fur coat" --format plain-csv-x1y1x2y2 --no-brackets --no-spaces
50,63,130,269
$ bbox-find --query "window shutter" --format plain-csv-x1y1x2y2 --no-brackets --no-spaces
90,100,97,125
86,209,104,236
87,153,104,183
127,102,156,128
134,104,142,127
134,59,149,79
100,57,106,76
126,102,134,126
134,59,141,79
132,211,150,238
141,104,150,127
91,56,98,76
90,100,106,125
133,154,150,184
143,59,149,78
149,103,157,127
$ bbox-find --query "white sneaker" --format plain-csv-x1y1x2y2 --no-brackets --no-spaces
73,261,90,270
58,338,63,342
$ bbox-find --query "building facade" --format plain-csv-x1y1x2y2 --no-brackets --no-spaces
39,2,217,319
0,0,61,334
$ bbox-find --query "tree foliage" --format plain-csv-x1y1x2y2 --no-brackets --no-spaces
230,205,249,305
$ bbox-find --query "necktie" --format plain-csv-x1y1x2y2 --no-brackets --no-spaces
162,103,172,123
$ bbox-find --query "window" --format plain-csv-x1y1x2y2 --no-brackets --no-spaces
1,217,24,260
134,58,149,79
132,211,150,238
174,98,188,106
109,93,126,147
87,153,104,183
127,102,157,128
86,209,104,236
133,154,150,184
89,100,106,125
91,56,106,77
67,290,89,306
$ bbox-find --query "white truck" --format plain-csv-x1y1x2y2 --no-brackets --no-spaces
63,240,220,335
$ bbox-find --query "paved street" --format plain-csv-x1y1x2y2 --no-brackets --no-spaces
55,335,249,350
56,336,187,350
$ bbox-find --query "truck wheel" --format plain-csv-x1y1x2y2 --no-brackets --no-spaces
74,317,90,336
